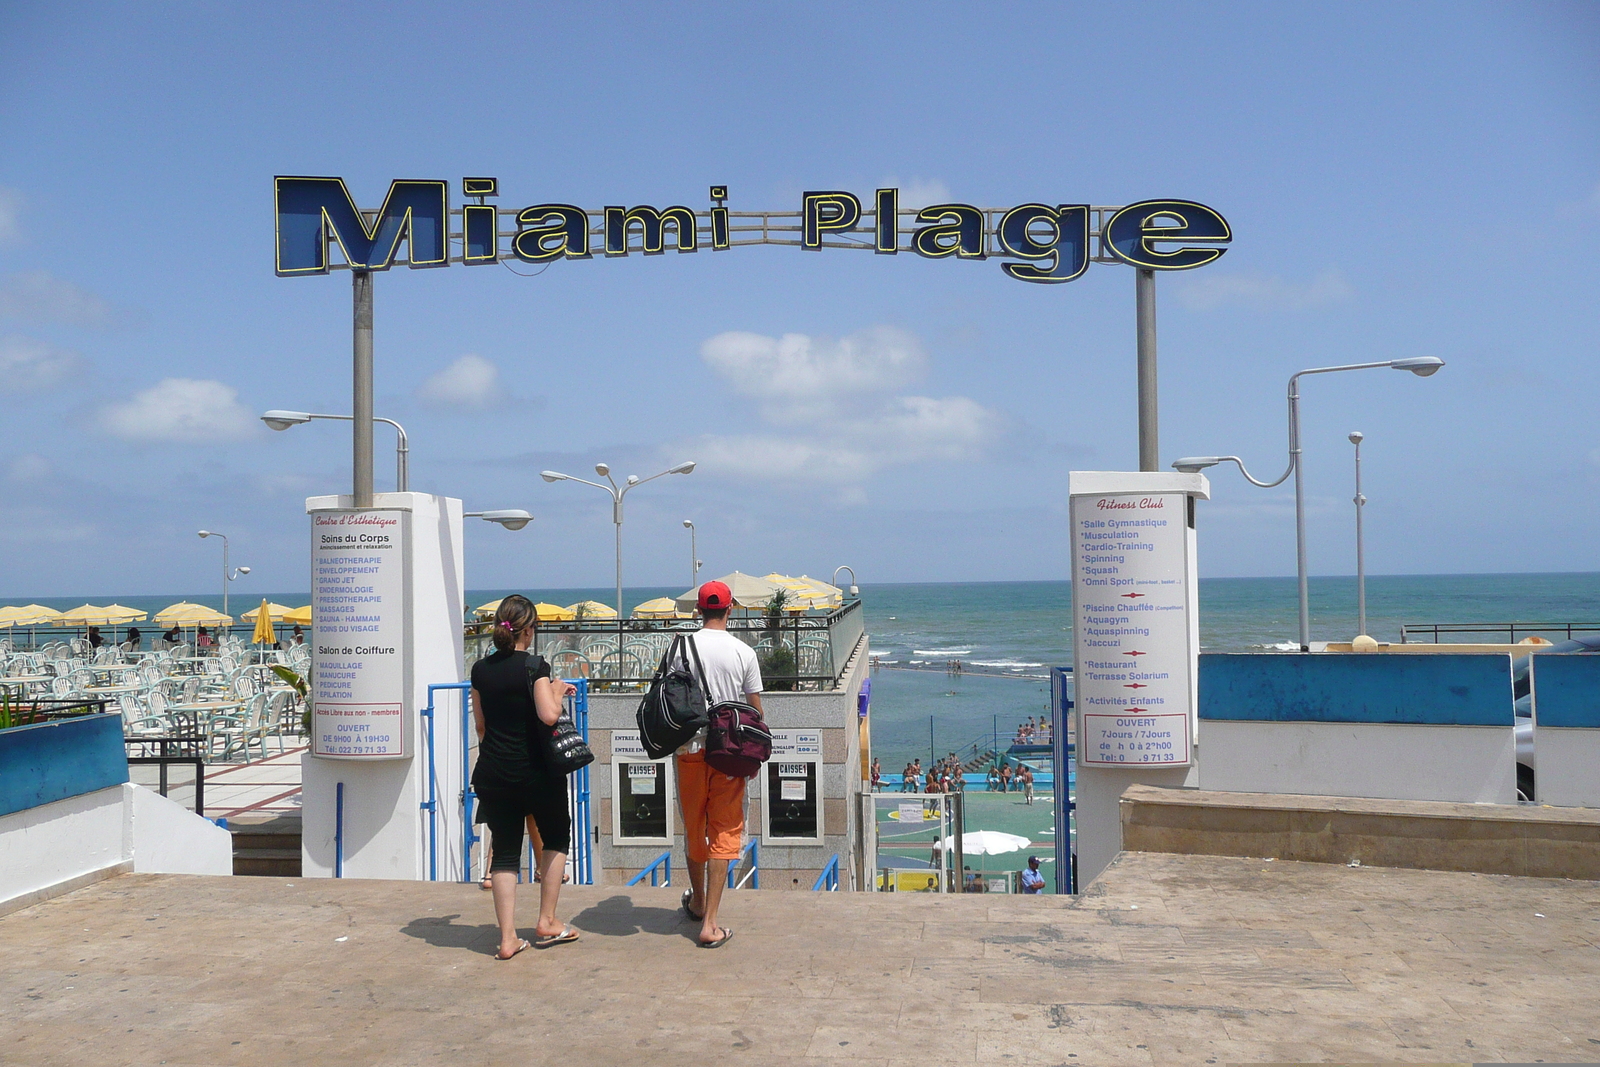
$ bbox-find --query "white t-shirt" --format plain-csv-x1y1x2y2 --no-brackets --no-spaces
677,627,763,754
688,627,763,705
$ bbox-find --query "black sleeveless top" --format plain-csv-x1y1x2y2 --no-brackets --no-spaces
470,649,555,792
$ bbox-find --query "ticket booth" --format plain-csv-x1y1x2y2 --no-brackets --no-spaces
611,730,675,847
761,730,823,843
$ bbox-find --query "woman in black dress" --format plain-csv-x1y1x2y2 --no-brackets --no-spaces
471,594,579,959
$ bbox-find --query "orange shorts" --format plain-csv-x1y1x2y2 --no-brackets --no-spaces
676,752,746,862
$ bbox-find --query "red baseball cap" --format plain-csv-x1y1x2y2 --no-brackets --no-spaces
697,580,733,610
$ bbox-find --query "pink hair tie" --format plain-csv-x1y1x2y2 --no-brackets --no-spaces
499,620,515,630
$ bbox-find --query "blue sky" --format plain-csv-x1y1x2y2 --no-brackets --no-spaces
0,2,1596,599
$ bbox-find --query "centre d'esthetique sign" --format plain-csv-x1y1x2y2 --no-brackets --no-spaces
274,178,1230,284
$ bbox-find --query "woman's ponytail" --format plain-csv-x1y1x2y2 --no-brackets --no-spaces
490,594,536,652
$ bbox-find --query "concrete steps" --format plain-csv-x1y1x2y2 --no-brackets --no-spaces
228,814,301,877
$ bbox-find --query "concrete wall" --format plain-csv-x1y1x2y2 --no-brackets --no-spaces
1,715,232,911
1533,654,1600,808
1196,653,1517,804
584,631,868,889
1119,783,1600,880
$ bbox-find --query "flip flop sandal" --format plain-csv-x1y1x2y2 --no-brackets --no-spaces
534,927,580,948
680,889,704,921
494,938,531,961
699,927,734,949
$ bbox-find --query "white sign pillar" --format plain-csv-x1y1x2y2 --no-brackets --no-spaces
300,492,466,880
1069,471,1209,887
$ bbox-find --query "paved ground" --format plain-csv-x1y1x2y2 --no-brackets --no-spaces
4,852,1598,1065
129,743,305,820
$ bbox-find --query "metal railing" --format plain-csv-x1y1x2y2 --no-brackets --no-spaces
1401,622,1600,644
811,854,841,891
124,734,206,816
464,599,865,691
726,836,760,890
440,677,593,885
626,852,672,887
0,695,110,729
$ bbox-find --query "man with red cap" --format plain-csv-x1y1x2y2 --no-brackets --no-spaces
677,579,763,948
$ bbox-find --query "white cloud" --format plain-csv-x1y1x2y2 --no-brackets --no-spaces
1175,268,1354,312
701,326,924,423
7,453,50,482
0,187,20,243
0,335,82,391
894,178,952,210
0,270,117,327
101,378,256,442
689,326,1002,482
418,353,501,408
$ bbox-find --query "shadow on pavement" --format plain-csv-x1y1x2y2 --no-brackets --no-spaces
570,894,694,940
399,913,499,955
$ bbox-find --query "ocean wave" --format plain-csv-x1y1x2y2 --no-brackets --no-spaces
913,648,973,655
1251,641,1300,652
969,659,1044,669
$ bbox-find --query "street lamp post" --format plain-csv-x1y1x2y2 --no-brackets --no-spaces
262,410,409,492
683,520,701,589
1349,431,1367,638
542,461,696,650
1172,356,1443,652
197,530,250,620
464,510,534,530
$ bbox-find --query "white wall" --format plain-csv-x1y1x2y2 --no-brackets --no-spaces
1077,763,1196,887
1,783,232,910
302,492,466,880
1198,721,1517,804
1536,729,1600,808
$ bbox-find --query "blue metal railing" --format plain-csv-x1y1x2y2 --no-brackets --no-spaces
626,852,672,887
726,836,760,889
811,853,841,891
334,781,345,878
423,681,471,883
432,676,593,885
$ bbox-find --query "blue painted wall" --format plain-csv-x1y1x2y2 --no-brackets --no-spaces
1199,654,1513,726
1532,655,1600,728
0,714,128,818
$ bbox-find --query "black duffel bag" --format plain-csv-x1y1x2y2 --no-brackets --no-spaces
636,634,709,759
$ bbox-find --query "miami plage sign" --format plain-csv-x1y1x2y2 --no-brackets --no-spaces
274,178,1230,285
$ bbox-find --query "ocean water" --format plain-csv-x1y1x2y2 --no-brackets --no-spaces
13,573,1598,771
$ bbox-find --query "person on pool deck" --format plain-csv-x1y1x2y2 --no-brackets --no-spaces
677,580,763,949
1021,855,1045,894
1021,765,1035,806
470,594,580,960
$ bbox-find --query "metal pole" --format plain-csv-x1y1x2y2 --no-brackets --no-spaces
1290,380,1309,651
690,524,697,588
352,271,375,508
1351,432,1367,636
1136,268,1159,472
221,535,229,620
614,498,624,656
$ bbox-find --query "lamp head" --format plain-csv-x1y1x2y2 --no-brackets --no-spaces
1390,356,1444,377
237,566,250,575
626,475,639,485
670,460,696,475
1348,431,1364,445
477,509,533,531
1171,457,1223,474
260,410,312,431
594,462,610,477
197,530,211,538
683,519,694,528
540,471,566,483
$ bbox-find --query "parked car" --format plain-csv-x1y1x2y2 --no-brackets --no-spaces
1511,636,1600,801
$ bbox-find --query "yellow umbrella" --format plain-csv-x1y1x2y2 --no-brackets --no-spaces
251,599,277,645
55,603,148,626
565,600,618,620
473,598,503,619
283,605,312,627
0,604,63,627
240,602,296,623
763,574,844,610
153,602,233,626
632,597,689,619
535,602,576,622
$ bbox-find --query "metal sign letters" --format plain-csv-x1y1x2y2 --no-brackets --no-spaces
275,177,1230,286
